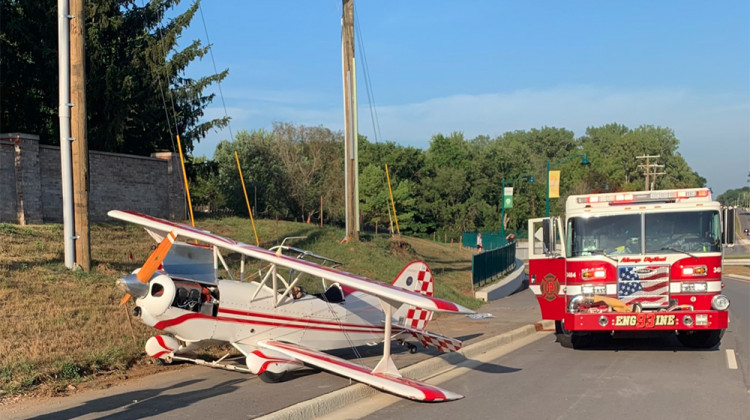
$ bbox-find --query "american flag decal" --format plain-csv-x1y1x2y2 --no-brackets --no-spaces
618,265,670,308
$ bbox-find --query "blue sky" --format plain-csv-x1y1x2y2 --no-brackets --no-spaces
178,1,749,195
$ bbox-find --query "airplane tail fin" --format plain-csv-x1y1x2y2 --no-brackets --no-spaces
392,261,434,330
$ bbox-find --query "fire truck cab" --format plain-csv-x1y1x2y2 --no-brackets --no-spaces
528,188,733,349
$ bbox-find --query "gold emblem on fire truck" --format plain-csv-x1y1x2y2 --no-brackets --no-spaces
541,274,560,301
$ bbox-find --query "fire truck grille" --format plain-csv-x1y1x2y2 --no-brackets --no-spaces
617,265,670,308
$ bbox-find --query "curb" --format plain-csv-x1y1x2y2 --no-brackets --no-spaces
260,319,554,420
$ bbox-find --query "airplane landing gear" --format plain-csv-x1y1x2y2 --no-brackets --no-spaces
259,370,288,383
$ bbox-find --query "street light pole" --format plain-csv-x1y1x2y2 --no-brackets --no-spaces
501,179,506,239
545,160,551,217
545,153,590,217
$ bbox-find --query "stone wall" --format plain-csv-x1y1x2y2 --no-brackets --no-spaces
0,133,186,224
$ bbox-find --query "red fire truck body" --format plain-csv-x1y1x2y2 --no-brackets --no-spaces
528,188,731,348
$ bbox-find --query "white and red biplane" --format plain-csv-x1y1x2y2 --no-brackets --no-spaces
109,210,474,401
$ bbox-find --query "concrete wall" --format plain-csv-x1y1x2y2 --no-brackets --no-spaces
0,133,185,224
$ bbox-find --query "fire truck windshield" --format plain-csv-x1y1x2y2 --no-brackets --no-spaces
644,210,721,254
567,214,640,257
567,210,721,257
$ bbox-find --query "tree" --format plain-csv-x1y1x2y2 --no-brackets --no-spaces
272,122,344,222
717,186,750,207
213,129,285,217
0,0,228,154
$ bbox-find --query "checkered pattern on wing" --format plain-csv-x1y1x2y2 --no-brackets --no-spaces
410,330,462,353
406,307,433,330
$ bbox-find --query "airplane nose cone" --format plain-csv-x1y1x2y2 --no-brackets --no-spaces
116,274,149,299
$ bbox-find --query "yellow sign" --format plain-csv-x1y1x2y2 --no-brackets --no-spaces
548,170,560,198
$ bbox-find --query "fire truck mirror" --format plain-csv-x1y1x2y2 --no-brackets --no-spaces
722,207,735,245
542,218,555,255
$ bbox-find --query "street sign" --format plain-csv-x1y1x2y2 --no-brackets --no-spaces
503,187,514,209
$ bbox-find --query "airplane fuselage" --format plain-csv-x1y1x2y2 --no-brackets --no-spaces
137,276,390,351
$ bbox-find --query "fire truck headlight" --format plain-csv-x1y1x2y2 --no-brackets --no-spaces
681,282,707,293
568,295,583,312
711,295,730,311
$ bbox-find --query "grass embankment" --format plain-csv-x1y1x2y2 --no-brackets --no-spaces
0,217,479,398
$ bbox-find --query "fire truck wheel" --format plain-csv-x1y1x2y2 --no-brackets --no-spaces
555,321,592,349
676,329,724,349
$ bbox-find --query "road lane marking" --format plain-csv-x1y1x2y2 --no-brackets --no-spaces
726,349,738,370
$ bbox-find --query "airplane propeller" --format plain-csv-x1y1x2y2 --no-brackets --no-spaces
118,231,177,306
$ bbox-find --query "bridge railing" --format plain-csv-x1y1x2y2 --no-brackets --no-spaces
471,240,517,287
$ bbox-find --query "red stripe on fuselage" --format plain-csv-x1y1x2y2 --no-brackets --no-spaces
218,307,377,329
153,311,392,335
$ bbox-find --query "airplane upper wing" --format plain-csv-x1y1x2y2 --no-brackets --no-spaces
258,339,463,401
108,210,473,314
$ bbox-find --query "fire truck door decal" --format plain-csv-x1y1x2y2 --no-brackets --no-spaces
617,265,670,308
541,274,560,301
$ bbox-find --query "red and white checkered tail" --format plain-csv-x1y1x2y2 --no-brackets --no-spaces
392,261,434,330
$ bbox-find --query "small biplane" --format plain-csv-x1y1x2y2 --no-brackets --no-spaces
109,210,474,401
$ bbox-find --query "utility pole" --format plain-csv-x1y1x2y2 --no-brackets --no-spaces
58,0,75,269
341,0,359,241
71,0,90,271
636,155,665,191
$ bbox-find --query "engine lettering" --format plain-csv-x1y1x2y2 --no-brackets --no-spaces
613,314,675,328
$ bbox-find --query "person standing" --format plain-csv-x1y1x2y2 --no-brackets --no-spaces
477,233,483,252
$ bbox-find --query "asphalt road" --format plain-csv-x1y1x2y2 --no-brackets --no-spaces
727,209,750,256
342,277,750,420
4,279,746,420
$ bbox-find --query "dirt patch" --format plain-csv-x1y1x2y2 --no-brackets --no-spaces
389,238,417,258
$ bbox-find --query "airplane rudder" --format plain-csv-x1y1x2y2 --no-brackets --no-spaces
392,260,434,297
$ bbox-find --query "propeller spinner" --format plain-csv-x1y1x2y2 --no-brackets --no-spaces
118,231,177,305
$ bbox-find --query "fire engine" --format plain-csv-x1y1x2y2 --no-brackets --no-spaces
528,188,734,348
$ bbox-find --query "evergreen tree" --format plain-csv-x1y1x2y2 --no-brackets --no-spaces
0,0,227,154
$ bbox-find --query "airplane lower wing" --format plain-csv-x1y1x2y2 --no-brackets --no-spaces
258,340,463,402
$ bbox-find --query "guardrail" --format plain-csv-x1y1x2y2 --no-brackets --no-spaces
471,241,517,286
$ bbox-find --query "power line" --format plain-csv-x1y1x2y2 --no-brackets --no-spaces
636,154,665,191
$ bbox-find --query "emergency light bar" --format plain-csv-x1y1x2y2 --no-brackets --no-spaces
576,189,711,205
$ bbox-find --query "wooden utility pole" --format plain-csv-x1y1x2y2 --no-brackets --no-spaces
70,0,90,271
342,0,359,241
636,154,665,191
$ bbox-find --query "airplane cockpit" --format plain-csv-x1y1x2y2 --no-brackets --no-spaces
171,279,219,316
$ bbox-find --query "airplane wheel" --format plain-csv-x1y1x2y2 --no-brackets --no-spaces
407,344,418,354
156,355,173,365
259,370,288,383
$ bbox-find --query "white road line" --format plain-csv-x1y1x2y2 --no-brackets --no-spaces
726,349,738,370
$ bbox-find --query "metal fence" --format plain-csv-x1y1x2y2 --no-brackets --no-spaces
471,241,517,287
461,230,527,251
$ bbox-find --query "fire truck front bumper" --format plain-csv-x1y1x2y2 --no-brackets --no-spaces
563,310,729,332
